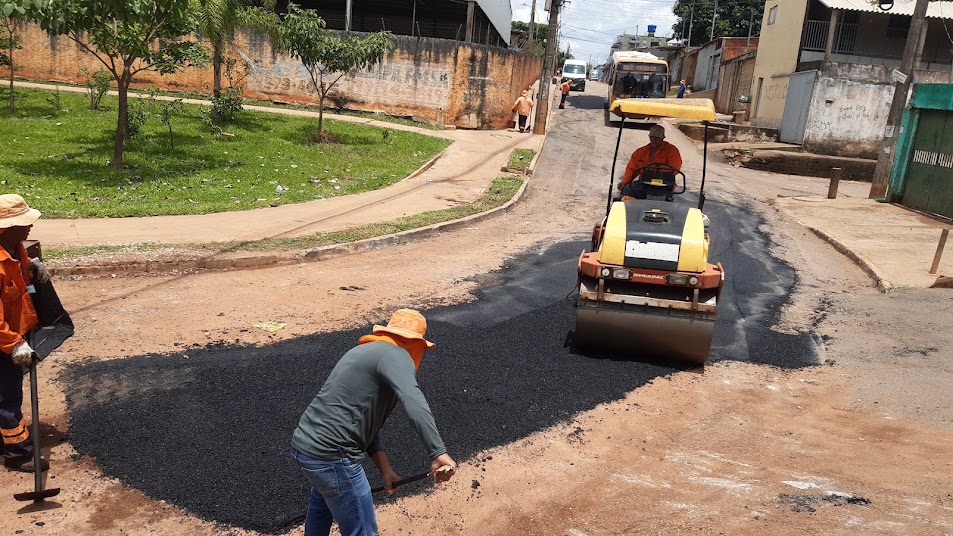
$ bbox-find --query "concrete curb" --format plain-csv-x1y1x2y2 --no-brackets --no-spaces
53,177,532,278
805,226,893,293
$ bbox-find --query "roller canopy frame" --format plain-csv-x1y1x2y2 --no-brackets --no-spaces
606,98,714,217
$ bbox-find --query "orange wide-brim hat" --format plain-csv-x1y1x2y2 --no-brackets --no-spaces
373,309,436,349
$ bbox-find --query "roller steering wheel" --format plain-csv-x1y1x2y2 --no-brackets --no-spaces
629,162,687,195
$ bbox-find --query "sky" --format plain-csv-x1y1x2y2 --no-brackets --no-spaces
511,0,681,66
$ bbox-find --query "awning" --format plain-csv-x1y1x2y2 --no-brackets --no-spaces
818,0,953,19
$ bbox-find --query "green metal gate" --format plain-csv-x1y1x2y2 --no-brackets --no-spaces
903,109,953,218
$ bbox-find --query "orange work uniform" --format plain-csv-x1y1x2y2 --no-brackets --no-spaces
513,96,533,116
1,242,39,459
0,243,38,354
619,140,683,188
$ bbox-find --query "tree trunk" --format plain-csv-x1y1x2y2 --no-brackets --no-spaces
317,92,324,138
212,40,223,99
8,43,14,114
211,40,223,123
113,73,130,169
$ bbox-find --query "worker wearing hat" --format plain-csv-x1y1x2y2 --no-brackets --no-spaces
0,194,51,473
291,309,456,536
618,124,683,201
512,89,534,133
558,78,571,109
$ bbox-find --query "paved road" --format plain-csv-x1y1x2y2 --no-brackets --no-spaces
62,82,819,532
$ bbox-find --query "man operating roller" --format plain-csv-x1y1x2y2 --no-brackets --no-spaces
617,124,683,201
291,309,456,536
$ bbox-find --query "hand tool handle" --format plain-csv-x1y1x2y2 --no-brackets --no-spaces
371,471,432,494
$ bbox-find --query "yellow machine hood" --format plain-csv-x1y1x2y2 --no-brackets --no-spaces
609,98,716,121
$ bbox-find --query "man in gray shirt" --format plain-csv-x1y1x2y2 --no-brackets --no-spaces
291,309,456,536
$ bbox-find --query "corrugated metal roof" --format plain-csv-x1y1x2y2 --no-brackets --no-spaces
477,0,513,45
818,0,953,19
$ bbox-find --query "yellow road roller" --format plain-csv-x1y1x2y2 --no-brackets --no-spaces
575,98,724,366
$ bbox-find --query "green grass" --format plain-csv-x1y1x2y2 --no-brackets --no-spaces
44,176,525,260
0,87,450,218
507,148,535,169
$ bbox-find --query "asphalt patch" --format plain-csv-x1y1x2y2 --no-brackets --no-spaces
62,199,818,532
779,492,871,512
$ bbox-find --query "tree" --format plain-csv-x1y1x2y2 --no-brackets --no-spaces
1,0,37,113
275,4,393,142
671,0,763,47
511,20,548,55
36,0,208,168
195,0,278,99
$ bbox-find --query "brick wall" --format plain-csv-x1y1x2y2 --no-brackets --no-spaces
14,25,541,130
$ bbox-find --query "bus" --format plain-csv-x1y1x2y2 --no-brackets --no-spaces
606,51,669,122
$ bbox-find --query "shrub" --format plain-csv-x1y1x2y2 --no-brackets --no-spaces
82,67,112,110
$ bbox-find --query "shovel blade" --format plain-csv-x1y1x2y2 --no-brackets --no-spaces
14,488,60,502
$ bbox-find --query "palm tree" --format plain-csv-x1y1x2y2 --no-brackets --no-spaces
195,0,278,98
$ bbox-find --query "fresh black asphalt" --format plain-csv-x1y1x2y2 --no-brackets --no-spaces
62,197,818,533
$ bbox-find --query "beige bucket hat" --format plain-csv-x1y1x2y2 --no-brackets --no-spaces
0,194,41,229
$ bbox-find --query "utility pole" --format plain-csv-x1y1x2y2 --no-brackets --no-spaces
746,7,754,53
869,0,930,199
529,0,537,43
710,0,718,41
534,0,561,135
688,3,694,46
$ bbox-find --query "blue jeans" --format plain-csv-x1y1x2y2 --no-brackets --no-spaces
291,447,377,536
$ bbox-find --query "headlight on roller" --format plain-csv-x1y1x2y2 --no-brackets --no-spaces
667,274,699,286
600,267,631,280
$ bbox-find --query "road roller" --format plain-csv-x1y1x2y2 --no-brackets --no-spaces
575,98,724,366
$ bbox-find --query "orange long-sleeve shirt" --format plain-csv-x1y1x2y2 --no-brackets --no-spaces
0,243,38,354
620,140,683,187
513,96,533,116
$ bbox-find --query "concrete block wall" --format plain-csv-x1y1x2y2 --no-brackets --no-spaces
802,62,951,159
14,25,541,130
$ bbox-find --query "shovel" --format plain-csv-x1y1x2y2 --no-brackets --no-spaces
13,351,60,502
370,471,432,494
279,471,434,528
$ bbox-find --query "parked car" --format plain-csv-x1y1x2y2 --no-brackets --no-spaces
589,70,599,81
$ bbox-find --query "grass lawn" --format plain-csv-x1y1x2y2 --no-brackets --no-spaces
0,87,450,218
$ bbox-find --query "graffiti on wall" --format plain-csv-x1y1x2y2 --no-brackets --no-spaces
803,78,891,158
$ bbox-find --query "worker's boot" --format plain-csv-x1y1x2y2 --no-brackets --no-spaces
4,455,50,473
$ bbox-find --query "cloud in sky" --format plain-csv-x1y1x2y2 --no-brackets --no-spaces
512,0,680,65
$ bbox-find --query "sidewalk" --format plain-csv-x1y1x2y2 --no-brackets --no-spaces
18,81,952,291
703,139,953,291
774,195,952,291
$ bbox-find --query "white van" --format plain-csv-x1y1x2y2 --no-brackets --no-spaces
560,59,588,92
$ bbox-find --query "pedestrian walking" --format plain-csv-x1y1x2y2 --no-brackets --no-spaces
559,79,571,109
512,90,534,133
290,309,456,536
677,79,687,98
0,194,50,474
